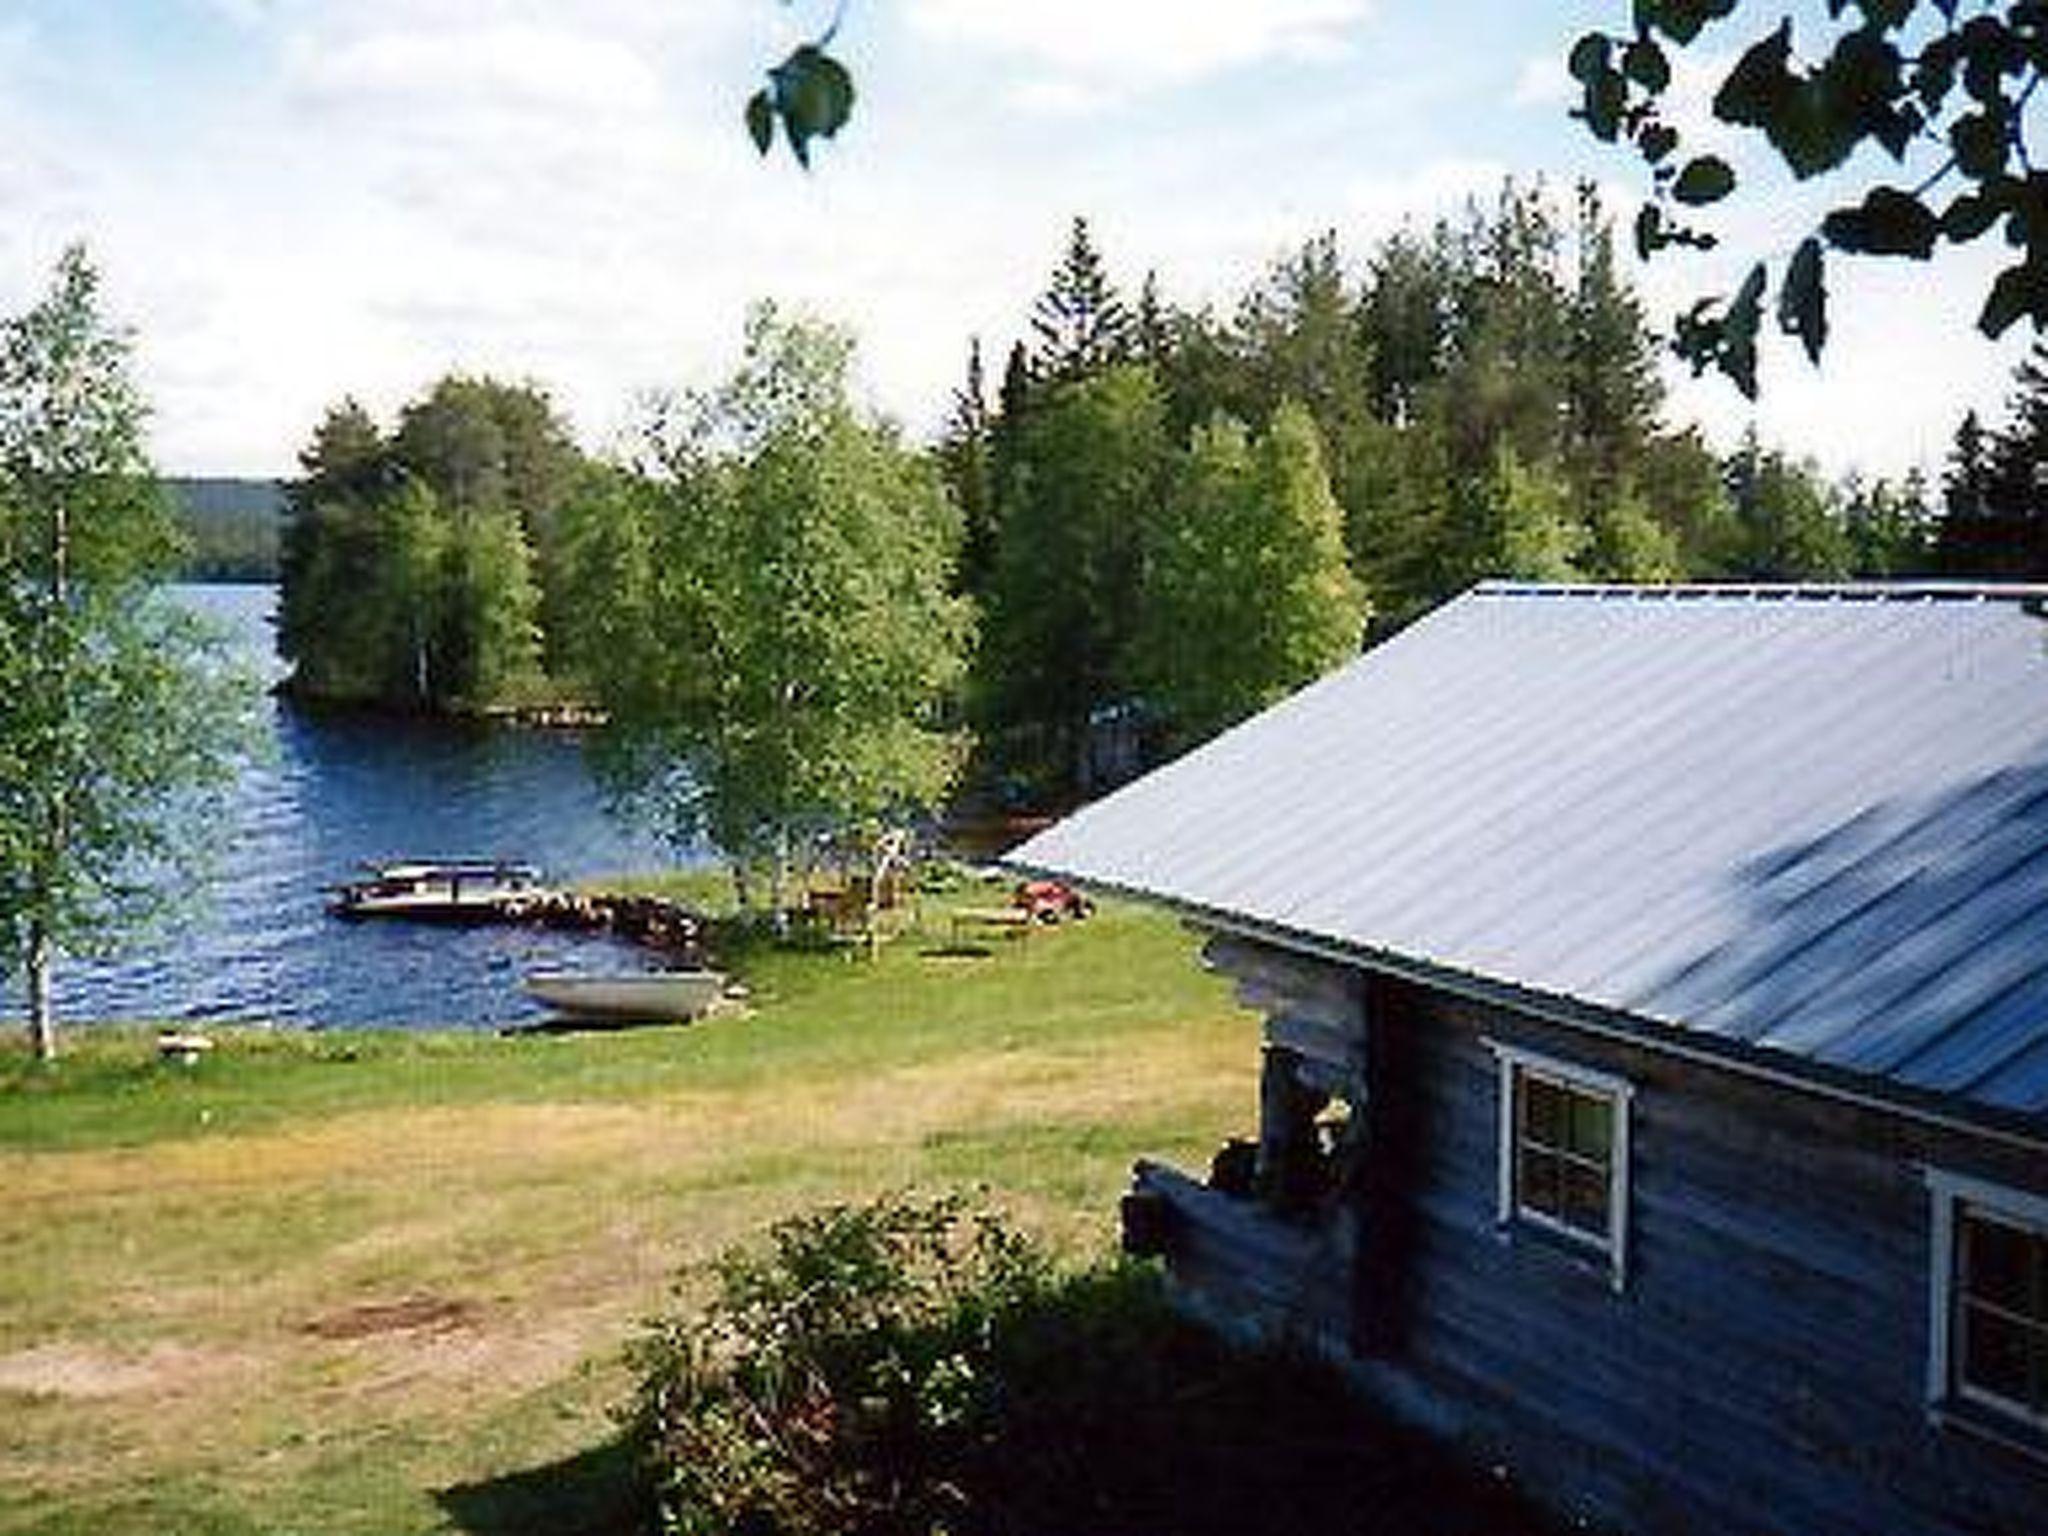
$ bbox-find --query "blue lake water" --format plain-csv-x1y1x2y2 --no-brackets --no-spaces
47,584,699,1030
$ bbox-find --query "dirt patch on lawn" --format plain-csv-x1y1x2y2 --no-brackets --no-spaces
0,1342,225,1398
302,1294,478,1340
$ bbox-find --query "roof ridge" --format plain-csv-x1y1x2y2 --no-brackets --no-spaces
1472,580,2048,604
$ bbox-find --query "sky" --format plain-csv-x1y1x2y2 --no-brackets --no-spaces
0,0,2029,480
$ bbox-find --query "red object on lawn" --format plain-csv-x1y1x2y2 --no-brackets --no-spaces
1012,879,1093,924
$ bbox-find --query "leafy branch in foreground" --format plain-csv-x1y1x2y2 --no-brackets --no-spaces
747,1,855,167
1573,1,2048,396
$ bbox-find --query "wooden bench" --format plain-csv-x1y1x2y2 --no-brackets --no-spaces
950,906,1036,942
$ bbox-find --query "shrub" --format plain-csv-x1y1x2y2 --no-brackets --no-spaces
625,1193,1050,1536
625,1192,1557,1536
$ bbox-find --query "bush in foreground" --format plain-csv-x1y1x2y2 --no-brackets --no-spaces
625,1193,1556,1536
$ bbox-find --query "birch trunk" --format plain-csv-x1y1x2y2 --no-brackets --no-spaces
27,924,55,1063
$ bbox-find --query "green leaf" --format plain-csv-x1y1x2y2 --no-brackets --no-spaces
1623,38,1671,92
1915,36,1959,109
1942,185,2007,241
1634,203,1664,260
1821,187,1939,256
1672,154,1736,205
1721,263,1766,398
1951,109,2011,177
760,44,856,168
1978,262,2046,336
787,48,855,138
1569,33,1613,83
745,90,775,155
1957,16,2021,105
1714,22,1795,128
1571,34,1627,141
1637,0,1738,46
1777,237,1828,363
1638,123,1679,163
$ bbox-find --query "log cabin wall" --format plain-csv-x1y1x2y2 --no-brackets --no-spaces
1142,932,2048,1536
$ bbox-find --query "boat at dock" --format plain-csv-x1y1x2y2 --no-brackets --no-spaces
330,859,546,921
521,968,727,1022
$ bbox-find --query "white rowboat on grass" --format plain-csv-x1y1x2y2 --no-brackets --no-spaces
520,969,726,1022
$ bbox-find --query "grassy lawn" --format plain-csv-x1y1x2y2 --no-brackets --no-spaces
0,887,1257,1536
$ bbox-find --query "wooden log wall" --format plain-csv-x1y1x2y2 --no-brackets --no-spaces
1156,932,2048,1535
1352,974,2048,1536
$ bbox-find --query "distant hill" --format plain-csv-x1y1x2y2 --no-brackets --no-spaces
166,476,285,582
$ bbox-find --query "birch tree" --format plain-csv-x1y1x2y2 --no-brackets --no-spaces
0,247,257,1060
570,304,970,916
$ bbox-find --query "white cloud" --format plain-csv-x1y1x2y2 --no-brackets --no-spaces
1007,77,1115,119
198,0,272,26
1511,52,1568,109
906,0,1374,99
284,22,660,119
1342,157,1510,240
0,0,2009,484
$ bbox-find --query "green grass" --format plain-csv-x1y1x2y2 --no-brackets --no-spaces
0,889,1256,1535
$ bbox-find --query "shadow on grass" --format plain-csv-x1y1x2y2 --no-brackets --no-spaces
434,1435,642,1536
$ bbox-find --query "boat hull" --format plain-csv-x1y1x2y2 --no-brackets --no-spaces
330,860,545,922
521,970,725,1022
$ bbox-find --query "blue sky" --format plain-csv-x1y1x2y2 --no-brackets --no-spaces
0,0,2026,478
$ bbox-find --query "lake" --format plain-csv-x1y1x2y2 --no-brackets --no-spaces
48,584,700,1030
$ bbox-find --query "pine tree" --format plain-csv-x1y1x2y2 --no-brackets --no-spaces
1936,411,2002,575
1134,269,1173,375
1565,183,1662,505
1360,230,1453,427
1027,217,1132,384
939,336,997,601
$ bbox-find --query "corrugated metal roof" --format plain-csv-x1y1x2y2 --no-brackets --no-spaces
1013,583,2048,1129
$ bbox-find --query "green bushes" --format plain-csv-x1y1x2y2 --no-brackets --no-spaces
626,1193,1557,1536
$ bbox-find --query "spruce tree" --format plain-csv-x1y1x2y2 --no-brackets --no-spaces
1027,217,1133,384
939,336,997,602
1565,184,1662,506
1932,339,2048,580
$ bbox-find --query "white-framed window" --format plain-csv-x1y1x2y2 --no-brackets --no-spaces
1488,1040,1633,1292
1926,1169,2048,1438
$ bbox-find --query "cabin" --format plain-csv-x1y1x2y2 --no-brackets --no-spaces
1012,583,2048,1536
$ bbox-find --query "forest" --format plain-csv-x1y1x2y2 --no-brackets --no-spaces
166,477,283,581
278,183,2042,821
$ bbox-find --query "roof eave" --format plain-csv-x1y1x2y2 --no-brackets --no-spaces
1006,855,2048,1158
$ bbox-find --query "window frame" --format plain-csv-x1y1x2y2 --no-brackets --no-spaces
1487,1040,1634,1293
1925,1168,2048,1439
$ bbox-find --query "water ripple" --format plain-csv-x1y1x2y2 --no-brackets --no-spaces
40,585,700,1031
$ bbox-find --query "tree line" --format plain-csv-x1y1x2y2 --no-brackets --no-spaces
278,182,2014,903
939,189,1936,791
166,477,284,582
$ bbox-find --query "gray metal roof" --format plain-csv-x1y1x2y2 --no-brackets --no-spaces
1013,583,2048,1129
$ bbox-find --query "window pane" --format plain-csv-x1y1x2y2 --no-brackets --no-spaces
1521,1076,1566,1146
1964,1214,2035,1312
1519,1146,1563,1219
1962,1302,2034,1406
1567,1093,1613,1159
1563,1161,1610,1235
